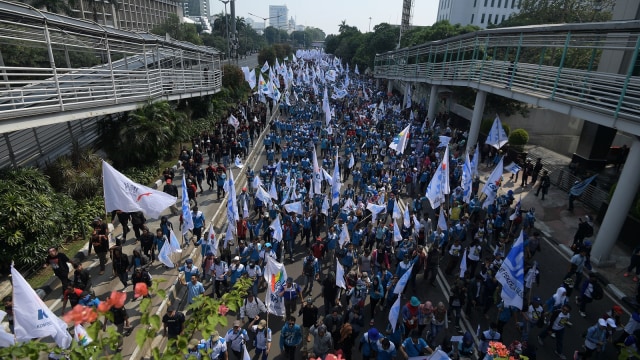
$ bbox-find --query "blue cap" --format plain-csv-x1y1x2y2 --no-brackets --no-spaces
368,328,380,341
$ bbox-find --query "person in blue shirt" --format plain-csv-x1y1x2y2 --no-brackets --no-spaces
280,316,302,360
178,258,200,284
400,330,433,358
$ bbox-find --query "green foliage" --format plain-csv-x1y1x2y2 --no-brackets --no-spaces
258,47,277,68
495,0,614,28
263,27,289,45
151,14,203,45
45,148,102,201
401,20,480,48
222,64,250,103
508,129,529,146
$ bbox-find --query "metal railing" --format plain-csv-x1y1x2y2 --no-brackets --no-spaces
374,21,640,137
0,0,223,131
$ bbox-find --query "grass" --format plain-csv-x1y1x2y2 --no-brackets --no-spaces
27,237,90,289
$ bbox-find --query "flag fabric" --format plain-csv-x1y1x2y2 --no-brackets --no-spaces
425,147,450,209
412,215,422,233
284,201,303,215
263,257,287,316
394,264,414,294
208,223,218,256
339,223,350,247
438,136,452,148
270,216,283,242
438,207,448,230
321,195,329,216
366,202,387,222
403,206,411,228
354,64,359,75
389,125,411,154
462,152,473,204
389,297,401,332
504,162,521,174
224,222,233,249
181,176,194,235
241,67,256,89
269,178,278,200
12,265,72,348
525,261,538,289
486,116,509,149
102,161,176,218
470,145,480,178
228,114,240,130
570,175,597,196
234,155,244,169
496,230,525,310
336,261,346,289
0,312,14,346
348,153,355,169
260,61,269,73
459,249,468,278
158,238,175,268
321,168,333,184
256,186,273,205
509,196,522,221
405,83,412,109
393,219,403,242
258,73,270,95
323,88,332,126
312,147,322,194
74,324,92,346
243,200,249,219
392,200,403,221
169,229,183,253
243,344,251,360
482,157,504,208
226,170,239,226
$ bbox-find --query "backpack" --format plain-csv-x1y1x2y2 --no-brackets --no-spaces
584,224,594,238
303,257,315,276
591,282,603,300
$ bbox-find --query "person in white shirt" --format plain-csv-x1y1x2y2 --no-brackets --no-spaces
538,304,572,359
210,257,229,299
239,292,267,323
249,319,272,360
519,296,544,342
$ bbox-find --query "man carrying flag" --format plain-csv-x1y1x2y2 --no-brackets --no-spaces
568,174,597,212
495,230,525,310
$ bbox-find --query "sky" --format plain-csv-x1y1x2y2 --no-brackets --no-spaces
212,0,440,36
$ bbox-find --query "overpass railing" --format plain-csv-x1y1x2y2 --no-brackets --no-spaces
374,21,640,136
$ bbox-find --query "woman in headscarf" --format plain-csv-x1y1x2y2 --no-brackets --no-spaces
336,323,355,359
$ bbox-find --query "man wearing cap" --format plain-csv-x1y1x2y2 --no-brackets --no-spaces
162,305,185,340
359,327,381,359
225,319,249,360
229,256,245,287
298,297,319,355
575,318,608,359
278,277,303,319
179,258,200,284
280,316,303,360
249,318,272,360
206,330,228,360
239,292,267,323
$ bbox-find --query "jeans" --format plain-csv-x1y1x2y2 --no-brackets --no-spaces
96,251,108,271
118,271,128,287
540,327,565,354
303,275,314,291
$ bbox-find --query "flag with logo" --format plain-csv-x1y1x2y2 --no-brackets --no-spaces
260,61,269,73
74,323,92,346
12,265,72,348
366,202,386,222
181,176,194,235
208,223,219,256
241,66,256,89
496,230,525,309
224,222,233,249
258,73,270,95
482,157,503,208
504,162,521,175
169,229,183,253
426,147,450,209
570,174,597,196
389,125,411,154
102,161,176,218
336,261,346,289
226,170,239,225
331,152,341,206
263,257,287,316
339,223,350,247
228,114,240,130
462,152,473,204
486,116,509,149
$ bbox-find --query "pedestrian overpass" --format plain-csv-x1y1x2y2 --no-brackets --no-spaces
373,20,640,264
0,0,223,134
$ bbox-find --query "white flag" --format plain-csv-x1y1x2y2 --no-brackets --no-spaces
312,147,322,194
158,238,175,268
486,116,509,149
270,216,283,242
336,261,346,289
348,153,355,169
243,343,252,360
208,223,219,257
393,219,403,242
12,265,72,348
284,201,303,215
331,151,341,206
425,147,450,209
243,200,249,219
321,196,329,216
392,200,403,221
403,206,411,228
482,157,504,208
438,207,448,231
263,257,287,316
394,264,414,294
252,173,263,189
256,186,273,205
462,152,473,204
181,176,194,235
228,114,240,130
339,223,350,247
342,198,356,211
366,202,387,222
74,323,92,346
389,125,411,154
459,249,468,279
269,178,278,200
389,297,401,332
321,168,333,184
102,161,176,218
0,310,14,347
241,66,256,89
227,170,240,224
169,229,183,254
412,215,422,233
260,61,269,73
234,155,244,169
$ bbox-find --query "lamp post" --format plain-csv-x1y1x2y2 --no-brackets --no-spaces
219,0,231,65
369,17,372,32
248,12,283,44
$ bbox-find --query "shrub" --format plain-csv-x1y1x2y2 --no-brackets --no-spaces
509,128,529,147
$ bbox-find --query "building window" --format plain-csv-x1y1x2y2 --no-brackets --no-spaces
511,0,516,8
481,13,485,23
471,14,475,23
505,0,508,8
491,0,495,7
488,14,492,23
498,0,501,7
474,0,477,7
518,0,522,8
502,14,506,21
484,0,488,7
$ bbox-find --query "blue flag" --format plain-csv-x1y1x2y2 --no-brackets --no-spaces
462,152,473,204
495,230,525,309
181,176,193,235
570,175,597,196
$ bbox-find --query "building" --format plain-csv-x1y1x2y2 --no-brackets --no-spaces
436,0,523,28
68,0,183,32
269,5,288,30
182,0,207,17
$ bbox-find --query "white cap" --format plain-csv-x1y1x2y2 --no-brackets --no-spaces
598,318,607,327
607,318,617,328
233,256,240,261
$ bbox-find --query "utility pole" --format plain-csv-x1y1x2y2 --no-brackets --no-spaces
230,0,237,64
369,17,372,32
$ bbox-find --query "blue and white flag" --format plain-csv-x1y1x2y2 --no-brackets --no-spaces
470,145,480,178
438,136,452,148
462,152,473,204
348,153,355,169
570,175,597,196
509,196,521,221
438,207,448,231
312,147,322,194
389,296,401,332
366,202,387,222
227,170,239,224
331,151,341,206
486,116,509,149
169,229,183,254
260,61,269,73
336,261,346,289
394,264,414,294
393,219,403,242
496,230,525,309
482,157,503,209
234,155,244,169
426,147,450,209
504,162,521,174
403,206,411,228
392,199,403,221
181,176,194,235
321,195,330,216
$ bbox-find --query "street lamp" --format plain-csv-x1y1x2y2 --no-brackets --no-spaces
248,12,283,43
219,0,231,65
369,17,372,32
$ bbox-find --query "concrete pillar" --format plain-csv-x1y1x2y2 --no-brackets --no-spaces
573,122,617,171
376,78,380,89
467,90,487,153
591,136,640,265
427,85,439,124
387,80,393,94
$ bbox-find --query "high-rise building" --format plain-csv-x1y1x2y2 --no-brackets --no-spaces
182,0,207,17
68,0,183,32
436,0,523,29
269,5,288,30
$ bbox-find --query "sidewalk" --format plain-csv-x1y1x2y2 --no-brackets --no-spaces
477,145,639,309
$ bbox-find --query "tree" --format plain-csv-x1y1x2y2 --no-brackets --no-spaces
494,0,614,28
258,46,276,69
151,14,203,45
401,21,479,48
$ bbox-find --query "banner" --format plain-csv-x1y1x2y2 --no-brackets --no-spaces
12,265,72,348
102,161,176,218
462,152,473,204
263,257,287,316
496,230,525,310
